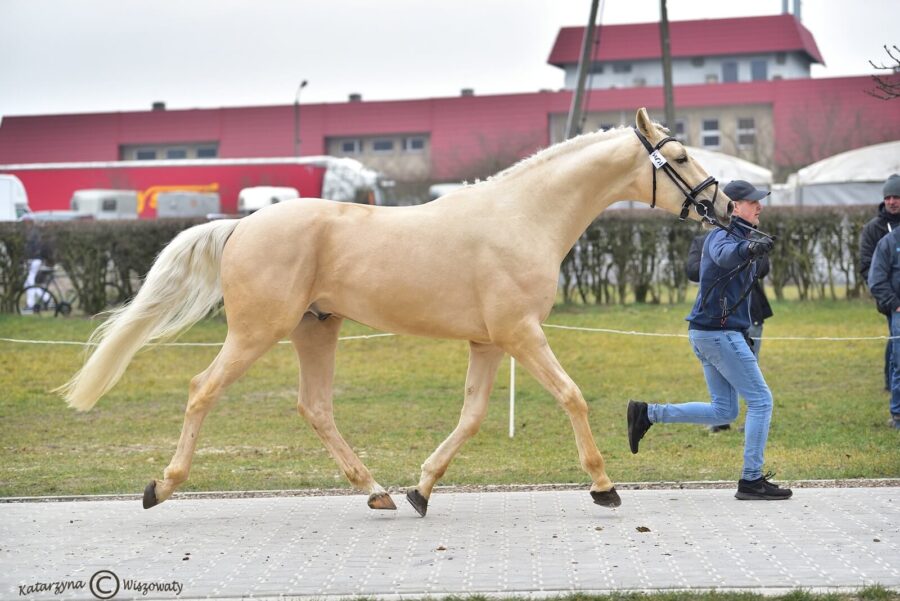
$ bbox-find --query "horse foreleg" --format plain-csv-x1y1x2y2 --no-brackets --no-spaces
291,314,395,510
508,325,621,509
407,341,505,517
145,332,276,509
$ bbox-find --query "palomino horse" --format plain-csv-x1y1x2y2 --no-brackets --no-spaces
61,108,733,515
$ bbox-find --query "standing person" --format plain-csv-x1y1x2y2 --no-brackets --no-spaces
859,174,900,390
686,209,773,433
866,225,900,430
23,220,48,311
628,180,792,500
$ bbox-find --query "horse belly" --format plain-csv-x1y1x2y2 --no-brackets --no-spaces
316,224,494,341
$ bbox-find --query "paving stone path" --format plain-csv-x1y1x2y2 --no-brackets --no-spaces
1,487,898,600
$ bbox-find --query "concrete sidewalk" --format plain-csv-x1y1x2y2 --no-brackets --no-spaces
1,487,898,600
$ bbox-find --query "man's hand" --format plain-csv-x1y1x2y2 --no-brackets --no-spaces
747,238,775,258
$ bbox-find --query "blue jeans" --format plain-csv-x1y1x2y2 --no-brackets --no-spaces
647,329,774,481
889,314,900,417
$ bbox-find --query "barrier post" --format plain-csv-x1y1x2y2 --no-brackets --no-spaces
509,356,516,438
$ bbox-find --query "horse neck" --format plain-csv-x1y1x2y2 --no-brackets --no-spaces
493,133,643,260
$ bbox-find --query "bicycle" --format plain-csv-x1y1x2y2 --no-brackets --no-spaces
17,264,125,317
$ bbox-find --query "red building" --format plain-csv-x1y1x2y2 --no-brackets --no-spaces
1,14,897,209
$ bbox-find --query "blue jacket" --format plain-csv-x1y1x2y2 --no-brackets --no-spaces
867,227,900,313
686,217,761,331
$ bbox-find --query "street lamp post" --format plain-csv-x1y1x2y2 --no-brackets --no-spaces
294,79,308,157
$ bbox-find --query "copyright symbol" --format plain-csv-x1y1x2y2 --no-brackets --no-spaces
89,570,119,600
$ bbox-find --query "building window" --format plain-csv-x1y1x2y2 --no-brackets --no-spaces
135,149,157,160
166,148,187,159
705,73,719,84
101,199,117,212
403,136,426,152
751,60,768,81
701,118,720,149
775,52,787,65
372,139,394,153
197,146,218,158
737,117,756,148
590,63,604,74
339,139,361,154
722,61,738,83
690,57,705,67
612,63,632,73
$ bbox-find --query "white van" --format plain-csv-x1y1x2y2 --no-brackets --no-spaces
156,191,221,218
70,189,138,220
0,174,31,221
237,186,299,215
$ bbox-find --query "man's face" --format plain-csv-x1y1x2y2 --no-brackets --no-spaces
885,195,900,215
731,199,762,226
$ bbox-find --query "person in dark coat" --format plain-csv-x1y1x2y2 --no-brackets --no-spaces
859,173,900,390
687,216,773,433
866,225,900,429
628,180,792,501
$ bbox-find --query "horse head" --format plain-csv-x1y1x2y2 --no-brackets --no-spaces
633,107,734,227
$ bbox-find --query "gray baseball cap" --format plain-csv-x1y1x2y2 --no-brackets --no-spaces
723,180,770,202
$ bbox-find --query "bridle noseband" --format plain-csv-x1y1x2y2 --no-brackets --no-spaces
632,126,726,227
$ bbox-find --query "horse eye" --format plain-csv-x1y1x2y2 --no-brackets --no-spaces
675,156,688,164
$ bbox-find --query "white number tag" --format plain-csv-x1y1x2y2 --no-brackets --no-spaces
649,150,668,169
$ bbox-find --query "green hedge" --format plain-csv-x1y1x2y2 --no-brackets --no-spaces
0,219,203,315
0,206,878,315
561,205,873,304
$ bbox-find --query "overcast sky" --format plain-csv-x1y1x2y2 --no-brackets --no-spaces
0,0,896,118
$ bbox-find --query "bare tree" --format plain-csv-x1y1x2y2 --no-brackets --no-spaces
445,131,544,184
866,44,900,100
778,95,900,179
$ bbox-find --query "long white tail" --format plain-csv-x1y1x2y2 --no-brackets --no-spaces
59,219,240,411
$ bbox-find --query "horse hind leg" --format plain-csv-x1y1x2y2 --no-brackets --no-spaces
144,330,279,508
291,313,395,510
507,324,621,509
407,341,505,517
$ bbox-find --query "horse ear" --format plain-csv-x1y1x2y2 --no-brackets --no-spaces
635,107,656,140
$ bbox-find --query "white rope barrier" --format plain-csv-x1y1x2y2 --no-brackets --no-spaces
2,324,890,348
0,325,887,441
542,323,894,341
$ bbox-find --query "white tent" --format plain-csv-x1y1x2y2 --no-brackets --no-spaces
609,146,772,210
684,146,773,187
780,140,900,206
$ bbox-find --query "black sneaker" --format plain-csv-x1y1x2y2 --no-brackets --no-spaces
735,472,793,500
707,424,731,433
627,400,652,454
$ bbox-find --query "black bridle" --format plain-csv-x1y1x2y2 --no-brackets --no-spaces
632,126,777,324
632,126,725,227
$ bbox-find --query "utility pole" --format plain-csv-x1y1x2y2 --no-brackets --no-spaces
564,0,600,140
659,0,676,134
294,79,308,157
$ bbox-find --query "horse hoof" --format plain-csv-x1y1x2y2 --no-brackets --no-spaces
142,480,158,509
590,487,622,508
406,489,428,517
367,492,397,510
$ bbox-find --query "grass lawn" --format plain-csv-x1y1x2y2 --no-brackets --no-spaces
0,298,896,498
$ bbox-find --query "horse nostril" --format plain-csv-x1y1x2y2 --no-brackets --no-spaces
726,201,735,217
